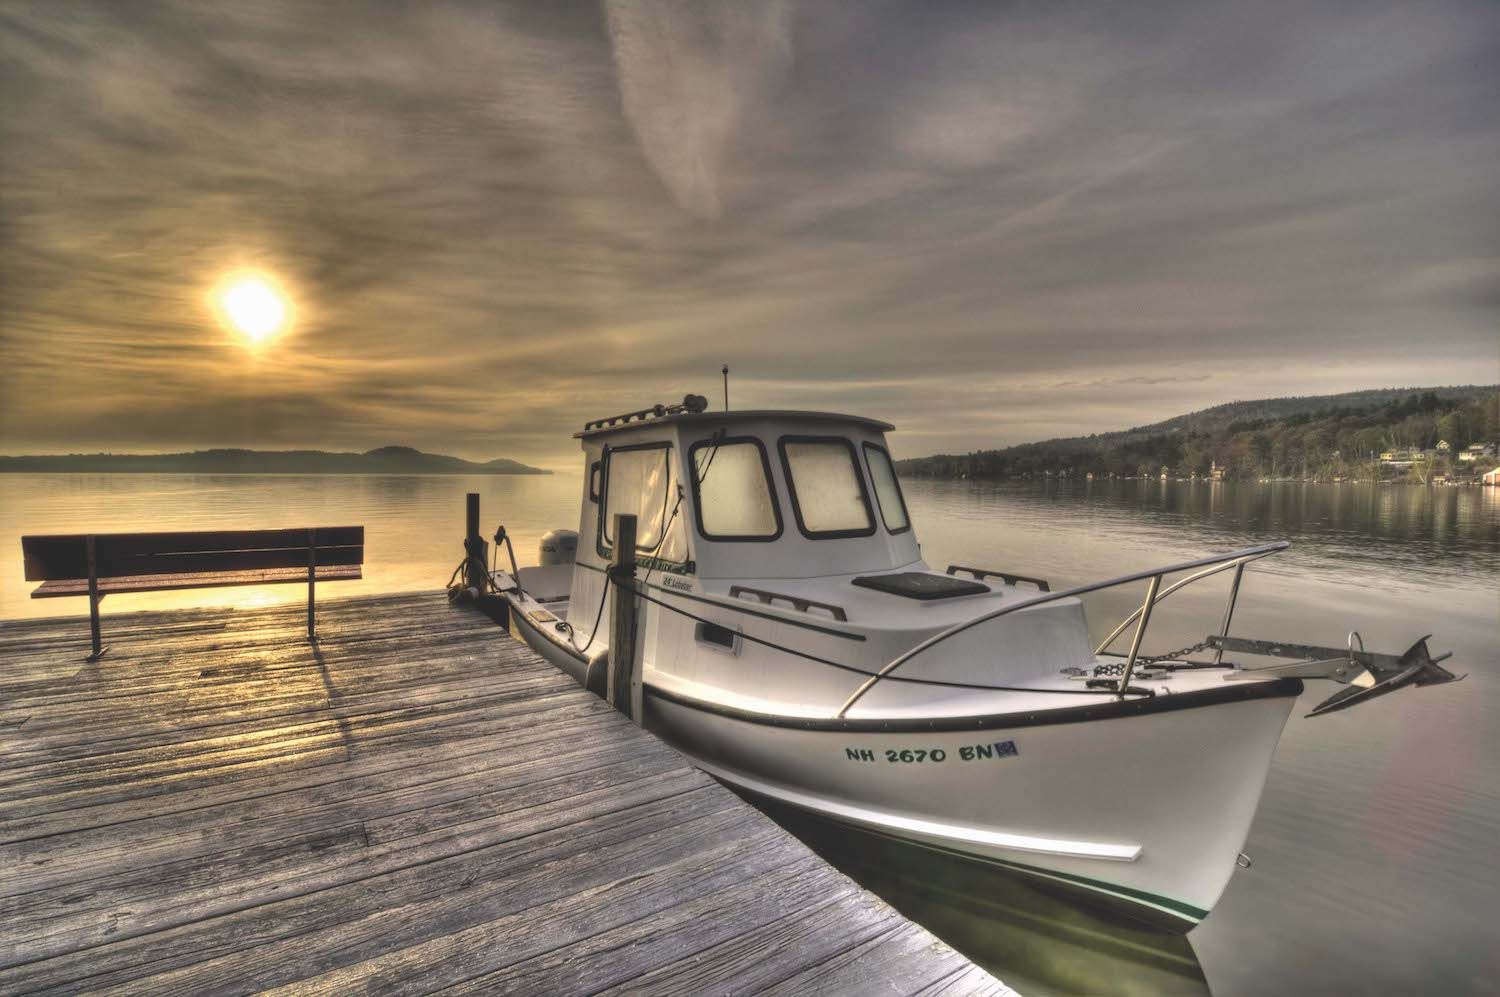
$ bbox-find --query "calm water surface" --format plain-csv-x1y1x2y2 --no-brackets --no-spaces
2,473,1496,995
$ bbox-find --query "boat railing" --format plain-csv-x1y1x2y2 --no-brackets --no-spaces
728,584,849,621
946,565,1051,592
834,541,1290,718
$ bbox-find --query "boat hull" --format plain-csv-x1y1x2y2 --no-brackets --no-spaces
643,682,1298,929
500,582,1299,928
507,599,599,692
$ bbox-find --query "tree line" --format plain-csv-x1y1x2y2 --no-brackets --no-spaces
898,390,1500,482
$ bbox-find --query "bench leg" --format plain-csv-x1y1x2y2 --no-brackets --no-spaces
86,593,110,662
306,529,318,643
85,535,109,662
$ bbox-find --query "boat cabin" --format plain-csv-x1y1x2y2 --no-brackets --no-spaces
554,404,991,708
571,408,919,584
509,399,1091,709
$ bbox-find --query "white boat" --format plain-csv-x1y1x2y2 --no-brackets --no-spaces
486,395,1459,930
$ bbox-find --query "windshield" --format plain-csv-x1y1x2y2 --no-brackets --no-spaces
693,439,781,539
603,444,687,560
780,437,874,538
864,443,910,533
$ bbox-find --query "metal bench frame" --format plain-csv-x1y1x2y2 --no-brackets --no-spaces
21,527,364,660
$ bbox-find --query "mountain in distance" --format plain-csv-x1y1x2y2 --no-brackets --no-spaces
897,385,1499,482
1093,385,1497,439
0,444,550,475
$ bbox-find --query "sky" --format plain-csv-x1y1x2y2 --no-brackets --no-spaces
1,0,1496,468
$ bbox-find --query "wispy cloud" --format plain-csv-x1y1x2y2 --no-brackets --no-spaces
605,0,792,219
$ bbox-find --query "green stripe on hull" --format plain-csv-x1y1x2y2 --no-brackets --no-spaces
831,817,1210,925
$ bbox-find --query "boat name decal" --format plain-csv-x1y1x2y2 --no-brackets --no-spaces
638,555,696,576
843,740,1019,765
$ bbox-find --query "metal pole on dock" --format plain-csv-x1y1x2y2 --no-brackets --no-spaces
608,513,644,722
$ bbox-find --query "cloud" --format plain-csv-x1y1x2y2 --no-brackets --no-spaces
0,0,1496,464
604,0,791,218
893,98,1033,172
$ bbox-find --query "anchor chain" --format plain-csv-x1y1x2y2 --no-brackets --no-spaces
1137,638,1216,665
1092,638,1216,676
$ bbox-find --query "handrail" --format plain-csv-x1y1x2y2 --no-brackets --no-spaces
947,565,1051,592
834,541,1290,718
1093,557,1249,654
728,584,848,622
582,393,708,431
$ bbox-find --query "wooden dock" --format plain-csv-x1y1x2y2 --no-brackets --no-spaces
0,592,1011,994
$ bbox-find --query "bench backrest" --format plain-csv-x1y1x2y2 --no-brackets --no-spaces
21,527,365,582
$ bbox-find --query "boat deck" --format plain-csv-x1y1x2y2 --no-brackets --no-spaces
0,591,1010,994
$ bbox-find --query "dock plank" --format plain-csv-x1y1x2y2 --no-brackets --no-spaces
0,592,1010,995
0,717,625,897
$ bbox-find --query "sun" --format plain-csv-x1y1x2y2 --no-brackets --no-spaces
216,273,290,344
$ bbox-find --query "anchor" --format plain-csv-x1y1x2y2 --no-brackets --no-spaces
1215,633,1463,717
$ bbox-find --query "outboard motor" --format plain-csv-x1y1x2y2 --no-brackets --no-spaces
539,529,578,567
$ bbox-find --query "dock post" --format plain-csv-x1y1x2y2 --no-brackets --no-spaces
608,513,644,722
465,493,487,591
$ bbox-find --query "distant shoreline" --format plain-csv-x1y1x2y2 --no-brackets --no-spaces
0,445,550,476
0,470,555,476
897,385,1498,485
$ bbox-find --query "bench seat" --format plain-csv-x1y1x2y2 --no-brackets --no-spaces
31,565,363,599
21,526,365,659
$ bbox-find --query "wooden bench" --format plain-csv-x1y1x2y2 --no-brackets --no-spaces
20,527,364,660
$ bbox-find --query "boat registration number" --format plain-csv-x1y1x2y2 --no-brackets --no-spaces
844,741,1019,765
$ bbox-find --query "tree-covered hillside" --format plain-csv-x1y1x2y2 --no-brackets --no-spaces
898,386,1500,482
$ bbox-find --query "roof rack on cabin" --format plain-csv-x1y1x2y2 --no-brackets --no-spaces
583,394,709,431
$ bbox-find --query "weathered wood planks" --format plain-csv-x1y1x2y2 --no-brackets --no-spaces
0,592,1011,995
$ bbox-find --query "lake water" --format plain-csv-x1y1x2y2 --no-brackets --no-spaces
2,473,1496,995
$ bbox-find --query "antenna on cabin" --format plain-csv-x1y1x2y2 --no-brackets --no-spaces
722,365,730,411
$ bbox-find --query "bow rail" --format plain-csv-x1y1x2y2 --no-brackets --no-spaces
834,541,1291,718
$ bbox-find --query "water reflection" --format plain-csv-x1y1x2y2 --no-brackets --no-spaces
922,478,1500,585
757,798,1211,997
0,472,584,617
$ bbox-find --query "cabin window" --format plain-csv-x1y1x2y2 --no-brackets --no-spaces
778,436,876,539
863,443,911,534
600,443,687,561
690,438,782,541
